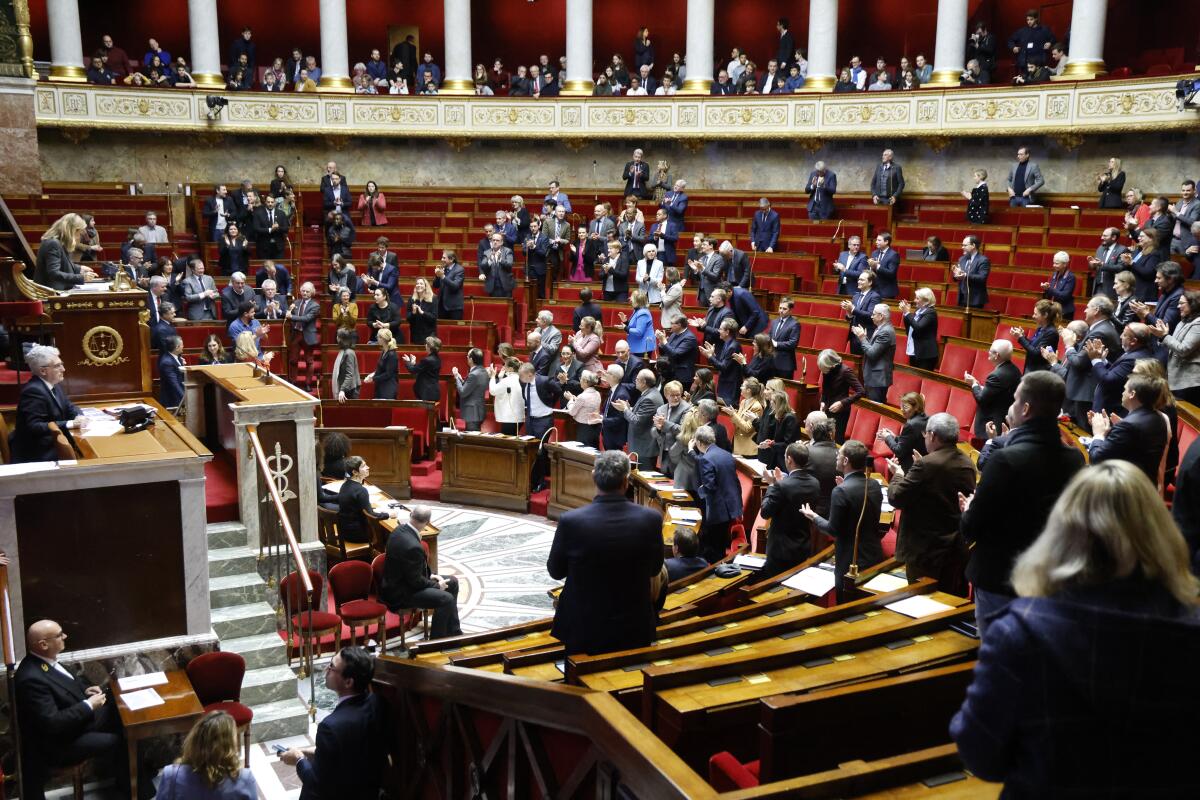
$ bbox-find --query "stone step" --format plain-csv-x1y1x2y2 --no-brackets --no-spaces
222,631,289,670
211,601,279,640
241,664,301,707
207,546,260,578
209,573,268,609
207,521,248,550
249,698,312,743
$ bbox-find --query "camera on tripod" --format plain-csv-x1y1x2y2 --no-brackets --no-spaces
1176,79,1200,111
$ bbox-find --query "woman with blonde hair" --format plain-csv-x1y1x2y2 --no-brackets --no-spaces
408,278,438,344
620,289,656,359
363,327,398,400
659,266,686,328
723,376,764,457
158,710,257,798
1097,156,1125,208
571,315,604,373
564,370,603,447
234,330,274,370
756,378,798,470
670,407,704,494
35,213,99,289
951,461,1200,797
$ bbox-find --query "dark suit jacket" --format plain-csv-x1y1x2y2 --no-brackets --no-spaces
846,289,882,354
870,163,905,201
296,692,383,800
835,250,868,295
956,254,991,308
1042,270,1076,320
433,263,464,313
251,205,289,253
381,523,437,608
710,338,742,406
884,413,929,471
961,420,1084,593
861,323,896,389
548,493,664,655
726,249,753,289
701,306,734,347
972,360,1020,437
903,307,939,362
601,382,634,451
33,239,84,290
255,264,292,297
220,286,252,322
750,210,780,251
1018,326,1059,373
811,472,884,582
573,302,604,332
760,468,820,575
1174,436,1200,571
404,354,441,402
15,656,97,777
202,195,237,240
1092,347,1151,414
888,446,976,566
158,352,185,409
807,440,839,516
10,379,81,463
698,444,743,525
622,160,651,198
806,170,837,220
321,183,352,215
728,287,767,335
769,316,799,376
660,330,699,387
870,248,900,298
1089,406,1169,481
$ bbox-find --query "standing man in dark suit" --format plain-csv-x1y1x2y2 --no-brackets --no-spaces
391,35,418,84
1047,320,1094,427
219,271,252,323
870,149,905,207
599,364,634,452
280,647,383,800
800,440,885,601
251,194,288,259
804,412,839,515
750,197,780,254
662,179,689,231
887,412,976,591
966,21,996,80
965,340,1021,440
182,258,218,321
380,506,462,639
694,425,743,563
1005,146,1045,207
806,161,837,221
1088,227,1127,298
853,303,896,402
959,371,1084,635
480,231,516,298
286,282,320,390
759,442,821,578
622,148,651,199
1088,373,1170,482
17,619,146,800
689,238,724,306
158,336,186,410
1086,322,1154,415
255,259,293,299
775,17,796,72
724,282,769,337
544,206,572,282
201,184,236,242
657,316,699,388
769,298,800,378
718,241,753,289
520,363,563,491
841,272,882,356
833,235,867,295
453,349,489,431
953,235,991,309
899,290,940,370
1007,10,1055,70
867,231,900,298
690,287,734,348
9,345,84,463
433,250,464,320
548,451,664,655
321,173,351,223
1171,180,1200,255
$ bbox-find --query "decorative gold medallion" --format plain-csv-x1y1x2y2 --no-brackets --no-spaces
137,98,149,115
79,325,128,366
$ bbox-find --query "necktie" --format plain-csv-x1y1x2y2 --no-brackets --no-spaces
633,166,640,189
270,211,275,225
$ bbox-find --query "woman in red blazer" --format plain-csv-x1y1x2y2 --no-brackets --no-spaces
357,181,388,226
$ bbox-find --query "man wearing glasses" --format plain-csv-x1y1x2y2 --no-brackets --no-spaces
9,344,87,463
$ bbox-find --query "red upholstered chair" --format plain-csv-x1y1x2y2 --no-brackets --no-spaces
186,652,253,766
709,751,761,790
279,569,342,673
728,523,747,555
329,560,388,652
370,553,427,650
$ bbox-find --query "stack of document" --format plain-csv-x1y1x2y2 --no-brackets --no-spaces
667,506,702,524
781,566,837,596
885,594,956,619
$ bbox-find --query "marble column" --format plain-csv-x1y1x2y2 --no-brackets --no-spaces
46,0,85,82
1059,0,1108,80
441,0,474,94
562,0,594,96
317,0,353,91
187,0,224,88
681,0,714,94
926,0,968,88
803,0,838,92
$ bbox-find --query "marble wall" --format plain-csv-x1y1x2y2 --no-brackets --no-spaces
36,128,1198,199
1,76,40,194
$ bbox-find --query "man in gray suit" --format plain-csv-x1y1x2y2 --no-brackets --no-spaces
286,281,320,389
453,348,489,431
615,369,664,467
1087,227,1128,299
870,149,905,206
853,303,896,403
1047,320,1093,427
1171,180,1200,255
651,380,692,476
532,310,561,376
1006,145,1045,207
182,258,219,320
479,232,514,298
688,238,725,307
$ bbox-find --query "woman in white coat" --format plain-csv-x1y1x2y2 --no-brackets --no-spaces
488,357,525,435
636,243,665,305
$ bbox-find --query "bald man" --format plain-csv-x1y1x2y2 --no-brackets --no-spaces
16,619,147,798
965,340,1021,440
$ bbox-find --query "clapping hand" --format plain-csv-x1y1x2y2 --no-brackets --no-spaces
952,267,965,279
732,352,746,365
402,353,417,365
799,502,817,521
1084,338,1107,360
1041,345,1059,366
1130,300,1150,320
452,366,462,379
963,371,978,387
839,299,853,312
612,398,629,412
886,457,903,477
653,413,665,430
898,299,911,314
1088,408,1113,438
958,491,974,514
1010,326,1025,339
758,438,774,449
1151,318,1169,338
617,311,628,323
699,343,715,358
1060,326,1078,348
851,324,867,339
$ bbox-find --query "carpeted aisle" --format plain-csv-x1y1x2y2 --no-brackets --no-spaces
204,449,240,523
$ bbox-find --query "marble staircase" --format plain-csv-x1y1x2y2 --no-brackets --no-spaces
206,521,311,742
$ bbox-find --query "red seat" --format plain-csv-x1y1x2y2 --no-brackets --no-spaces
371,553,426,650
728,522,747,555
185,651,253,766
919,379,952,414
280,569,342,671
709,751,761,790
939,343,974,379
329,560,389,651
946,388,978,439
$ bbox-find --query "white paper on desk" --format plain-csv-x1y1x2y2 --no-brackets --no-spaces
734,457,767,476
639,470,665,478
861,573,908,593
886,594,956,619
81,419,124,438
518,435,537,441
324,479,345,492
0,461,59,477
782,567,838,596
120,688,165,711
385,425,409,431
734,554,766,570
117,671,167,692
667,507,702,521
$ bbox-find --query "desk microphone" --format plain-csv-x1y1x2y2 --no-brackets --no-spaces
830,219,844,242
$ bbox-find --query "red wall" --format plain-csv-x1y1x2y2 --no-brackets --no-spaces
25,1,1197,78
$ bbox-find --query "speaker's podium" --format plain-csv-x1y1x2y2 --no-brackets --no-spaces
437,430,541,512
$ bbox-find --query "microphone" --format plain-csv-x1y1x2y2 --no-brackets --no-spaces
830,219,844,243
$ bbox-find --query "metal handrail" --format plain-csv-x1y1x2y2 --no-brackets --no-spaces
246,425,311,593
1,564,14,669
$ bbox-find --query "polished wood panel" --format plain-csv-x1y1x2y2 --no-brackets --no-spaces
437,432,540,512
546,443,600,519
318,426,411,499
114,669,204,800
36,287,152,401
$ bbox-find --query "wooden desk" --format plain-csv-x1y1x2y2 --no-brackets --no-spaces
318,426,412,498
546,442,601,519
631,470,696,517
325,479,440,570
113,670,204,800
437,431,540,512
